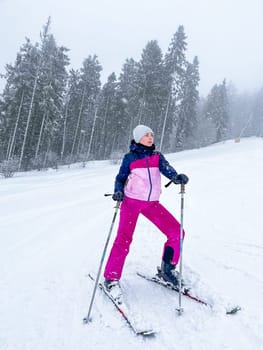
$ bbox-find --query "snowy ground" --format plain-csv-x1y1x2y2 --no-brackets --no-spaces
1,137,263,350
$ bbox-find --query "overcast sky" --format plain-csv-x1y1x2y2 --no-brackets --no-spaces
1,0,263,96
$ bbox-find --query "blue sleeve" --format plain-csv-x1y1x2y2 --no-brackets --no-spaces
114,153,131,193
159,153,178,179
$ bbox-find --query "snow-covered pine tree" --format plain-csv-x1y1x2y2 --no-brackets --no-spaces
0,18,69,171
164,25,188,152
96,72,118,159
175,56,200,150
0,38,41,170
137,40,167,145
66,55,102,164
117,58,142,149
33,18,69,170
203,80,230,143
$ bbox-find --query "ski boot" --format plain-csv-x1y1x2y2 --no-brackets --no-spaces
157,261,181,287
103,279,123,304
157,246,184,287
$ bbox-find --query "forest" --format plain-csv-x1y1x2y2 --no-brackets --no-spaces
0,18,262,176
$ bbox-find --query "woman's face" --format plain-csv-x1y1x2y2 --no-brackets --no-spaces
139,132,154,146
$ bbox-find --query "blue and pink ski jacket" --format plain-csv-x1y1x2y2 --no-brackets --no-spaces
114,142,178,202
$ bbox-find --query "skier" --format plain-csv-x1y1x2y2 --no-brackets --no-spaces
103,125,189,296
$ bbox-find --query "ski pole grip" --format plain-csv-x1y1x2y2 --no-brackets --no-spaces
165,180,173,188
104,193,113,197
165,181,186,191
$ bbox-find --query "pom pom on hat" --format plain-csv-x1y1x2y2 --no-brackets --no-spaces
133,125,153,143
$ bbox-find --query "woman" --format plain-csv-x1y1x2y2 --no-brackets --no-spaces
103,125,189,295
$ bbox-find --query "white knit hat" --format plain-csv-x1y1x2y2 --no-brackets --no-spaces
133,125,154,143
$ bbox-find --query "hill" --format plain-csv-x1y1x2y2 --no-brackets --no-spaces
1,137,263,350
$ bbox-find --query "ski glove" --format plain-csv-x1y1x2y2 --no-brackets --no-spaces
112,191,124,202
172,173,189,185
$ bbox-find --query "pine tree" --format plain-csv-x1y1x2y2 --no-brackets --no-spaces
64,55,102,164
60,69,81,163
32,18,69,169
95,72,118,159
164,25,188,151
117,58,141,148
194,97,217,148
137,40,167,145
204,80,229,143
0,18,70,171
176,56,200,149
0,38,41,169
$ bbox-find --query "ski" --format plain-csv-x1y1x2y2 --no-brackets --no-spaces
137,271,241,315
85,274,155,337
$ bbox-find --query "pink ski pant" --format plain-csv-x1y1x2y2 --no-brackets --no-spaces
104,196,184,280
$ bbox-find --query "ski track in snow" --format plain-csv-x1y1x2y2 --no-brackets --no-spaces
1,138,263,350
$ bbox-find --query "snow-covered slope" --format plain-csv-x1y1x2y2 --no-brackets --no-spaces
1,137,263,350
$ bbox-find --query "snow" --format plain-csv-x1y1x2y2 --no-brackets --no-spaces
1,137,263,350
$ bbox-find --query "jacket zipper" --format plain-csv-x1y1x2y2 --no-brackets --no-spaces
145,158,152,201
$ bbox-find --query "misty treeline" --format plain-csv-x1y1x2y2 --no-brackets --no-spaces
0,18,262,176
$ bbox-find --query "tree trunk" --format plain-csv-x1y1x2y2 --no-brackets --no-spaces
7,90,24,161
159,92,171,152
60,98,69,161
18,68,39,171
85,106,98,163
70,88,86,162
35,112,46,159
102,97,109,159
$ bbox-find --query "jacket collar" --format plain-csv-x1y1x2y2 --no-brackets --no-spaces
130,140,155,154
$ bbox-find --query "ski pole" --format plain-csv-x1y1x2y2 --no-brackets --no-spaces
164,180,186,314
83,200,121,324
176,183,185,315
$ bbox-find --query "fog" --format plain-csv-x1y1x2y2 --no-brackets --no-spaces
1,0,263,95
